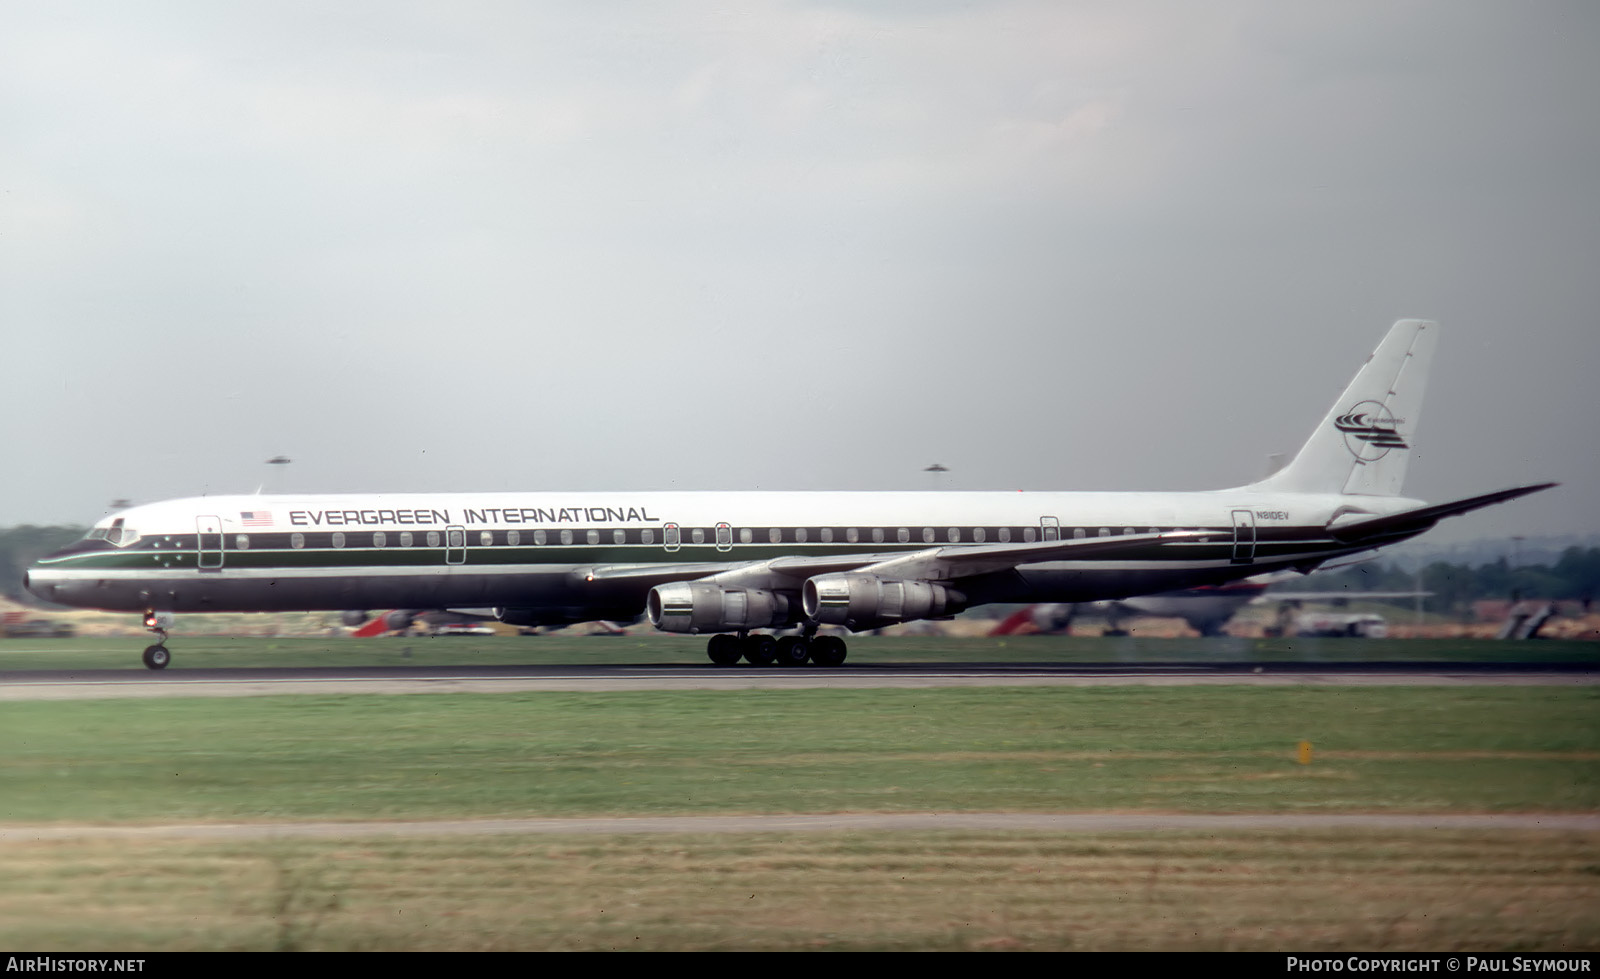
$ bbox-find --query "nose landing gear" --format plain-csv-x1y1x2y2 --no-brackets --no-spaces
142,611,171,670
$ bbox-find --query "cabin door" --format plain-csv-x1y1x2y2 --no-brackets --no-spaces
1230,509,1256,564
196,515,224,570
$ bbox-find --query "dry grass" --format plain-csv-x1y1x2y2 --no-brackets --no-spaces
2,829,1596,951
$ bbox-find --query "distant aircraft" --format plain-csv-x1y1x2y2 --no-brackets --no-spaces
341,609,490,637
27,319,1553,669
1256,586,1433,638
991,576,1282,637
341,608,628,637
989,576,1433,638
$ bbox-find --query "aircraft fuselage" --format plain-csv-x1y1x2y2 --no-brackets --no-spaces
27,488,1420,618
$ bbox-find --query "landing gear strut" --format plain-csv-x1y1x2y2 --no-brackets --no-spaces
141,611,171,670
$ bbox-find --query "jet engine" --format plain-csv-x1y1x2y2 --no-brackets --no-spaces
802,574,966,631
646,582,795,634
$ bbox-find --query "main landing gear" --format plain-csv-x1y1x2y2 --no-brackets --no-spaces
141,611,171,670
705,631,848,668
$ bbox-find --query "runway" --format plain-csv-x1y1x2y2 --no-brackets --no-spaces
1,660,1594,699
5,811,1597,842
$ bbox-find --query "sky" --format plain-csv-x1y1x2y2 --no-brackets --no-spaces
3,1,1596,544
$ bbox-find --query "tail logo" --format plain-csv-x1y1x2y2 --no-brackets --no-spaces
1335,401,1407,462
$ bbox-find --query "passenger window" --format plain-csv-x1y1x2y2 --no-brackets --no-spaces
897,528,910,543
534,530,547,545
947,527,960,543
820,528,834,543
872,528,885,543
642,528,654,545
1124,527,1135,536
973,528,985,543
740,528,753,544
922,528,935,543
373,532,386,548
587,530,600,545
794,528,807,543
613,529,626,544
427,531,441,547
1099,528,1111,537
846,528,859,543
1024,527,1037,542
507,530,520,546
560,530,573,545
769,528,781,544
481,531,494,546
291,533,304,549
1074,528,1086,539
998,527,1011,542
235,535,250,550
691,528,705,544
400,532,413,547
332,532,345,549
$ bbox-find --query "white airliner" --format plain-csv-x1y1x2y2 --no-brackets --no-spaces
27,319,1553,670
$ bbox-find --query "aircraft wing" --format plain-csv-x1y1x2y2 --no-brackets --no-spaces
1261,591,1432,602
586,553,927,591
586,530,1214,591
852,530,1213,580
1327,483,1557,543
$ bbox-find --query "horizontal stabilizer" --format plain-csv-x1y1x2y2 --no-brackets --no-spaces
1326,483,1557,543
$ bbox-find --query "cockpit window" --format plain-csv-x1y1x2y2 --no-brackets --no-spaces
85,517,140,548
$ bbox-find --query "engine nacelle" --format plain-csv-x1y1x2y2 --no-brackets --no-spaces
340,610,371,628
802,574,967,631
647,582,794,634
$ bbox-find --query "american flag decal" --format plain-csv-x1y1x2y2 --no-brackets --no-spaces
240,511,274,527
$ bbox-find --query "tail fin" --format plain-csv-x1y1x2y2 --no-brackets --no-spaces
1253,319,1437,496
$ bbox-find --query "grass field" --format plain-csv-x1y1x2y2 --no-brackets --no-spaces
2,637,1595,951
4,687,1598,822
3,830,1596,951
1,633,1596,671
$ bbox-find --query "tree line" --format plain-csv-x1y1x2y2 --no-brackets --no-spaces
0,526,85,602
1282,547,1600,616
